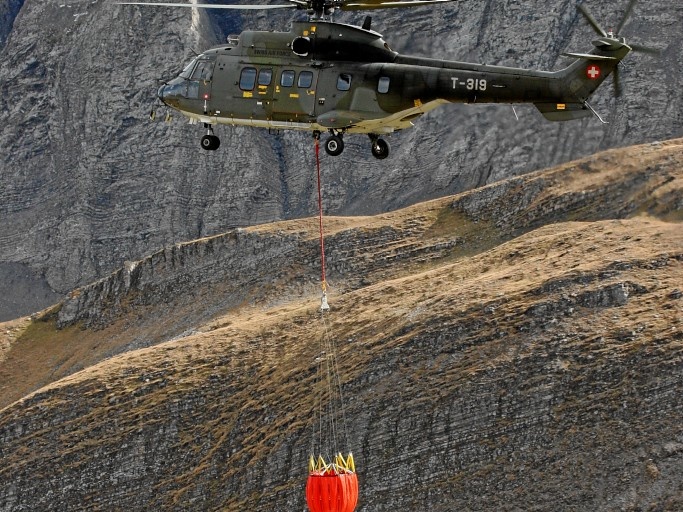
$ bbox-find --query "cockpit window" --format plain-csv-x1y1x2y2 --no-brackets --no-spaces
179,58,198,79
191,60,213,81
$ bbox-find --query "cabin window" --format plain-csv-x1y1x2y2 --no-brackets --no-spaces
298,71,314,88
337,73,352,91
239,67,257,90
258,69,273,86
191,60,213,81
378,76,390,94
281,70,295,87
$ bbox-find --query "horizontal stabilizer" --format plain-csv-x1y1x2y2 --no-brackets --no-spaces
561,52,617,61
534,102,592,122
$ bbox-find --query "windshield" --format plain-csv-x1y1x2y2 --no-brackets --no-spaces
191,60,214,81
179,58,198,79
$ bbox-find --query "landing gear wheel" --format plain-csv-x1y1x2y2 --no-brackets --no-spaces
371,138,390,159
324,135,344,157
201,134,220,151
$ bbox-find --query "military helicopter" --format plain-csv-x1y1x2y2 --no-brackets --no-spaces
122,0,657,159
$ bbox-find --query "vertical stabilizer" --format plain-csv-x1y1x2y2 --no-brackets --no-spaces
535,51,624,121
536,1,658,122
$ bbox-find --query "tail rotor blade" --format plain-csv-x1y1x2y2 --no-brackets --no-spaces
613,66,622,98
630,43,661,55
615,0,637,34
578,4,607,37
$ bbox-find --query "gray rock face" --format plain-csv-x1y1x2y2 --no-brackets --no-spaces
0,0,681,320
0,262,60,320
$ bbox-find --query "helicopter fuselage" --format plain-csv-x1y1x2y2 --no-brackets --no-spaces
157,19,629,155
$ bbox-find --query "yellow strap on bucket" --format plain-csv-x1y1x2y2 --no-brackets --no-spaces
346,453,356,473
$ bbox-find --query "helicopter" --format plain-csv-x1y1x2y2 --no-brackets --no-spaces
122,0,658,159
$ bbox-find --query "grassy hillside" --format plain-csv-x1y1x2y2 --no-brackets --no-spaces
0,139,682,510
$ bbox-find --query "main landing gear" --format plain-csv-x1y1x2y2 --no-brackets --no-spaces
200,125,389,158
200,123,220,151
316,130,390,159
369,134,390,160
324,134,344,157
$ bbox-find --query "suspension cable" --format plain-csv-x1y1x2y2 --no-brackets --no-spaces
315,138,327,294
311,133,350,464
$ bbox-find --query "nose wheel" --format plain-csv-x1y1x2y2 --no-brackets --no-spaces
200,124,220,151
201,135,220,150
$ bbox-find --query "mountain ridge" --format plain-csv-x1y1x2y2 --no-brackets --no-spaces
1,137,680,410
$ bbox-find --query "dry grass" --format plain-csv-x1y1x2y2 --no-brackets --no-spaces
1,138,681,414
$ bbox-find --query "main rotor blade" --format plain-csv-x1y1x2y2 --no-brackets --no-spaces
578,4,607,37
561,52,617,61
613,65,622,98
118,1,297,9
629,43,661,55
615,0,637,34
342,0,456,10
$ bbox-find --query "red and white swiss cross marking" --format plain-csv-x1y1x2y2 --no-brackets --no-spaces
586,64,601,79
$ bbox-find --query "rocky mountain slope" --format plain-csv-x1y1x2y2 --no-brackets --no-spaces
0,138,681,510
1,0,682,320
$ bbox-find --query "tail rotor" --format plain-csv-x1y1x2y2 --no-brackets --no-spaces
576,0,660,98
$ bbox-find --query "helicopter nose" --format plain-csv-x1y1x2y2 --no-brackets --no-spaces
158,84,169,104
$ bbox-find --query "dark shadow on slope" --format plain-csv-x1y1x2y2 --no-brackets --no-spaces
0,0,24,49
